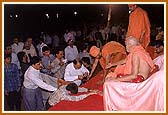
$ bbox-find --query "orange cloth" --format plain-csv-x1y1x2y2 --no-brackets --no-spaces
127,7,151,48
89,46,100,57
99,41,127,70
145,46,159,60
114,45,155,76
145,46,155,59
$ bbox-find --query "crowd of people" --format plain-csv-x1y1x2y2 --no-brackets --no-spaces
4,4,164,111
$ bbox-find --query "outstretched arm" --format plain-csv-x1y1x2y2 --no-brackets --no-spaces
87,58,99,80
105,59,126,69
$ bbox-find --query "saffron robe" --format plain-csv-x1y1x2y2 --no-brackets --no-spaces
127,7,151,48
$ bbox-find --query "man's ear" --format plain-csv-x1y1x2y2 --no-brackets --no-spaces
160,46,164,49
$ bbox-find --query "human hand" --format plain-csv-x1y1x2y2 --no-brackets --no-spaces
87,75,91,80
62,59,67,63
59,61,65,66
47,64,52,69
78,75,83,80
89,89,99,93
83,72,89,78
88,92,97,96
106,63,114,69
106,77,120,82
97,91,103,96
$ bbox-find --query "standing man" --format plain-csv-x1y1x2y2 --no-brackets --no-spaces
23,56,57,111
64,39,79,64
4,54,21,111
127,4,151,48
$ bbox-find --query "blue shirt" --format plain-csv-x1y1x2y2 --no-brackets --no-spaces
41,54,55,75
4,63,21,92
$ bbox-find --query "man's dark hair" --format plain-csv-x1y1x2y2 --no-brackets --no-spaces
66,83,78,94
17,51,26,62
42,46,50,52
80,43,88,52
4,54,11,59
53,47,63,56
30,56,41,65
81,57,90,65
4,44,12,50
155,40,164,48
73,59,82,65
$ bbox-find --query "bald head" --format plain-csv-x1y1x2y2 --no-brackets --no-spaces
128,4,137,12
127,36,139,46
125,36,140,52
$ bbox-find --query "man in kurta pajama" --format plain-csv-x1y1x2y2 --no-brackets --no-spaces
127,4,151,49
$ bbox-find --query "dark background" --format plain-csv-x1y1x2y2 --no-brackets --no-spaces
4,4,164,45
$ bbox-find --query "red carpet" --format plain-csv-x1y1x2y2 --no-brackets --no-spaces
49,71,104,111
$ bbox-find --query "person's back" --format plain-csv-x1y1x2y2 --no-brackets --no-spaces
134,52,151,79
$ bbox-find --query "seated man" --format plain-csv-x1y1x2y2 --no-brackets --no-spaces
46,83,98,110
64,59,89,86
89,41,127,83
103,36,156,111
153,40,164,70
105,36,155,82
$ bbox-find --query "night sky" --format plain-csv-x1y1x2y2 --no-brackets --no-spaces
4,4,164,44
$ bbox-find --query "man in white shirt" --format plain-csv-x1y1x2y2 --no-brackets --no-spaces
23,41,37,62
23,56,57,111
64,30,76,43
64,39,79,63
11,37,24,54
64,59,89,86
36,37,47,58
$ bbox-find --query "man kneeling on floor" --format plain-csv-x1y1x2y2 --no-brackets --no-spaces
46,83,100,110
